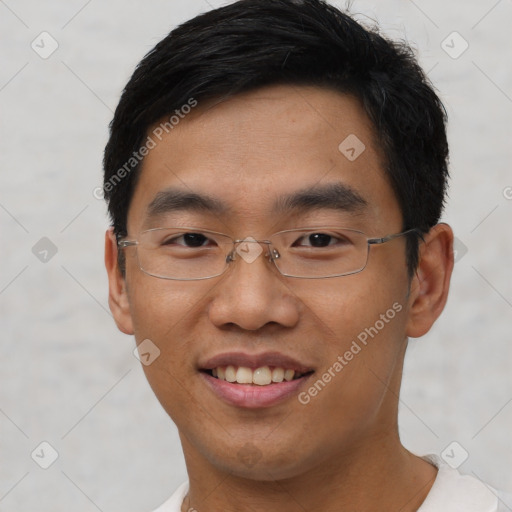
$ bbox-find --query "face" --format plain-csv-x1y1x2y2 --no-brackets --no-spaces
109,85,419,480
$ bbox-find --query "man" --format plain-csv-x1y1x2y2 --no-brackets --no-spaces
103,1,509,510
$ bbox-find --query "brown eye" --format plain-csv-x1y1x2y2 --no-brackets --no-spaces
294,232,343,248
307,233,333,247
182,233,208,247
164,233,210,247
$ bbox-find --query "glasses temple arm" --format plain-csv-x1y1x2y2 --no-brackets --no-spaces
367,228,421,245
118,240,138,248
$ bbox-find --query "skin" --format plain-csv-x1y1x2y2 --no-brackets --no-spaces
105,85,454,512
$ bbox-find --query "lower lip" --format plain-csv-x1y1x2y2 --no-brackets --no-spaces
201,372,312,409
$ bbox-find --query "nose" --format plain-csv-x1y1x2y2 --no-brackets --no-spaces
208,239,300,331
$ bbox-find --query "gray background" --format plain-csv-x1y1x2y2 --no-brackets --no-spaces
1,0,511,510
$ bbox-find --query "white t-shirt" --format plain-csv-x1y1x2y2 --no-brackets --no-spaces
152,455,511,512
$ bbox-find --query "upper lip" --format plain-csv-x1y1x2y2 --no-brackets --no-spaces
199,351,315,373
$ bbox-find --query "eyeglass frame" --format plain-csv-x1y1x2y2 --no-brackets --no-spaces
117,226,420,281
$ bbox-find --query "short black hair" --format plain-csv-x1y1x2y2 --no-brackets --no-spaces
103,0,449,275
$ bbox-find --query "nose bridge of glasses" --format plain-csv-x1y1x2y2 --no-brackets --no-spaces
226,237,275,265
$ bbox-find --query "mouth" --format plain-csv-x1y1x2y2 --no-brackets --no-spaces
198,352,315,408
202,365,313,385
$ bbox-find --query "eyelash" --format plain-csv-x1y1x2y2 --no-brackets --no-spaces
163,232,348,248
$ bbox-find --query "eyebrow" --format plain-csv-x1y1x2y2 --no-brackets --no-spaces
146,189,227,219
145,182,367,220
273,183,367,214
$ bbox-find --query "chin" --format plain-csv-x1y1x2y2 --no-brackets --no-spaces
199,437,318,482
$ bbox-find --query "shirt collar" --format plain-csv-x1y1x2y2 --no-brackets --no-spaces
418,454,499,512
153,456,500,512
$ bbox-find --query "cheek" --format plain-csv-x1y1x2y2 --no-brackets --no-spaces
126,268,210,369
296,266,407,346
125,249,210,339
125,277,214,424
294,272,408,415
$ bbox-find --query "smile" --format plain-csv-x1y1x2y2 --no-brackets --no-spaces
199,351,315,408
206,365,309,386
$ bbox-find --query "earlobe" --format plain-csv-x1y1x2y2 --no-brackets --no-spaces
104,228,134,335
405,223,454,338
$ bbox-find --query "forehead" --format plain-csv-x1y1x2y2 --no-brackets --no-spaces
127,85,401,233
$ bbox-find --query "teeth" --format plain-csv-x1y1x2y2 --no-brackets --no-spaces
253,366,272,386
284,369,295,382
225,365,237,382
236,366,253,384
210,365,303,385
271,367,284,382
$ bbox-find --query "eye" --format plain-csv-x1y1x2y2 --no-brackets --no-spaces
163,232,212,248
293,232,349,248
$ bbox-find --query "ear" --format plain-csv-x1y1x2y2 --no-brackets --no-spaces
405,223,454,338
105,228,134,335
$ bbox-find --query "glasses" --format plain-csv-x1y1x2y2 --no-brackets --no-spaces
118,226,418,280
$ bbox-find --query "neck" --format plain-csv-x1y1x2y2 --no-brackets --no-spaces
180,433,437,512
